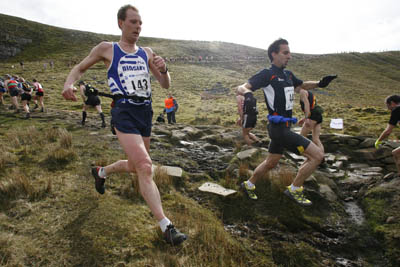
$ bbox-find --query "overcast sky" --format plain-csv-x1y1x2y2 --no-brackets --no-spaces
1,0,400,54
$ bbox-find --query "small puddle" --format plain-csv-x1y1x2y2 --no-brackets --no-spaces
344,201,365,225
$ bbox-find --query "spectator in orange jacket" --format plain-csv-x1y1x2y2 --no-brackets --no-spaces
164,93,176,124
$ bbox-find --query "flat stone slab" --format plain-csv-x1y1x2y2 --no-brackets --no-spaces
152,165,183,177
198,182,237,196
237,148,258,160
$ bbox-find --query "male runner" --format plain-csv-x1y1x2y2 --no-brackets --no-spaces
237,38,337,206
236,93,260,145
32,79,45,112
375,95,400,176
62,4,187,245
297,88,325,155
4,75,20,112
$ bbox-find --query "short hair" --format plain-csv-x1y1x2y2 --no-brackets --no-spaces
267,38,289,62
78,80,85,86
117,5,139,21
385,95,400,104
33,79,37,82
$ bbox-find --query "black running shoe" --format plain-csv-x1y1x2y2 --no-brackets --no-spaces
164,224,187,246
101,121,106,128
91,167,105,194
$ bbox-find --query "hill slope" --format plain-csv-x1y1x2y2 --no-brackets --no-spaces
1,13,400,136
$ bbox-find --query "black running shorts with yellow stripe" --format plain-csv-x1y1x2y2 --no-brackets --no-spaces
267,123,311,155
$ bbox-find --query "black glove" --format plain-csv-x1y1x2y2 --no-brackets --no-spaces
318,75,337,88
243,92,258,115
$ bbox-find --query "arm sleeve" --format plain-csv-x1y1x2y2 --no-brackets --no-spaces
248,69,270,91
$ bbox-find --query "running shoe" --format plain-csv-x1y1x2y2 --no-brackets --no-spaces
164,224,187,246
240,181,258,200
101,121,106,128
91,167,105,194
284,186,312,206
25,113,30,119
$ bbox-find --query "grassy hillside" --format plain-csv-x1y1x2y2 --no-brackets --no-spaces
2,13,400,137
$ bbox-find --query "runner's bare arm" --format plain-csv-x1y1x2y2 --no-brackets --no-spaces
79,85,86,102
62,42,112,101
299,89,311,118
299,81,319,90
145,47,170,89
237,83,252,96
377,124,395,142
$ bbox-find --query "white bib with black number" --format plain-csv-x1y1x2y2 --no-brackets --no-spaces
284,86,294,110
117,54,152,98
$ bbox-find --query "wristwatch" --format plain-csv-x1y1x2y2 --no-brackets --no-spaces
160,67,168,74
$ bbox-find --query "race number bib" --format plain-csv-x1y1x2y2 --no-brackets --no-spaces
125,73,150,97
117,53,152,97
284,86,294,110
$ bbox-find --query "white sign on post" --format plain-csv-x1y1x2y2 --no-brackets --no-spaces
330,118,343,129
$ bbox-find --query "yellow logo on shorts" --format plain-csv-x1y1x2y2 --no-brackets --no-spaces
297,146,305,154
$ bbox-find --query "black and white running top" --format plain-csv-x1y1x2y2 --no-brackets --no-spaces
248,64,303,118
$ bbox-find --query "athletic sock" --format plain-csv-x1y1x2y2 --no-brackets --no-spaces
290,184,301,191
82,111,87,124
246,180,255,189
100,112,105,123
98,167,106,179
159,217,172,233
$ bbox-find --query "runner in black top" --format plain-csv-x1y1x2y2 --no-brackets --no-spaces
375,95,400,176
78,81,106,127
237,38,337,206
19,78,32,118
298,88,325,157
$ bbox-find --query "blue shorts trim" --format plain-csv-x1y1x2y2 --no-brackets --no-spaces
111,102,153,137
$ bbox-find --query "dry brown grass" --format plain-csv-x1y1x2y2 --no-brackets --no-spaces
269,165,296,189
0,147,17,170
0,170,52,203
0,233,13,265
58,128,72,149
238,163,251,179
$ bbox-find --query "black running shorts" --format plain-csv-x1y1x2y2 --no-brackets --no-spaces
9,88,19,97
85,96,101,106
268,123,311,155
21,93,31,101
242,113,257,128
309,105,323,124
111,102,153,137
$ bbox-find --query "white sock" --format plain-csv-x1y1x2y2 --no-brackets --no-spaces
246,180,255,189
159,217,171,233
290,184,300,191
98,167,106,179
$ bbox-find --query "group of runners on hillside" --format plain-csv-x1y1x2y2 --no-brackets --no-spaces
1,74,45,118
55,4,400,247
